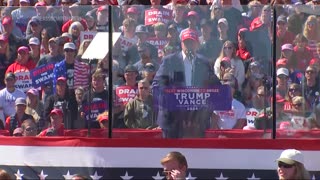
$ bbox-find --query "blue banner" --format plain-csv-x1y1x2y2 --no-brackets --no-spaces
83,100,108,121
30,63,55,88
155,85,232,111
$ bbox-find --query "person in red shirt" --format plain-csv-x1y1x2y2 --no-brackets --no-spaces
38,108,65,136
293,34,313,72
5,46,36,93
236,28,251,63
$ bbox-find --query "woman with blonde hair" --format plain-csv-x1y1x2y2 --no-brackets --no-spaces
214,40,245,87
283,83,302,112
302,15,320,57
76,39,91,62
276,149,310,180
68,21,84,48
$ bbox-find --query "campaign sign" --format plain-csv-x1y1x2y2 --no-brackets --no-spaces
145,8,172,26
80,31,97,44
158,85,232,111
83,100,108,121
146,37,168,50
115,86,138,106
30,63,55,88
14,71,33,92
119,36,137,52
246,108,259,128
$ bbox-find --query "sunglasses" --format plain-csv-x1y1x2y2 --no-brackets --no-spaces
65,49,74,52
308,22,316,26
221,79,230,83
257,93,265,97
289,88,298,92
224,46,233,50
277,75,287,79
306,70,315,74
278,162,295,168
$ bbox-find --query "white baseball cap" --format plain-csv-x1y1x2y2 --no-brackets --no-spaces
218,18,228,27
63,42,76,50
28,37,40,46
276,149,304,165
277,68,289,77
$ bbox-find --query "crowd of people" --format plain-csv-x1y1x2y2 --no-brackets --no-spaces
0,0,319,138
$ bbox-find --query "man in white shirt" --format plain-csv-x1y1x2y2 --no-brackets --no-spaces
211,80,246,129
0,72,26,124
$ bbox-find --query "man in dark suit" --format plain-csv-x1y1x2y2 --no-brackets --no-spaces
153,29,220,138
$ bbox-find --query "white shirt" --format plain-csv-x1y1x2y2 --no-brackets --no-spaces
0,88,26,123
182,51,193,86
214,98,246,129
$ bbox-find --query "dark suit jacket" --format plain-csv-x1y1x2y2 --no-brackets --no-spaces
153,52,220,138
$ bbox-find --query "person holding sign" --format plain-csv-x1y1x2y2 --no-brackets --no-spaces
82,70,108,129
153,29,220,138
113,65,138,128
124,79,156,129
5,46,36,93
211,80,246,130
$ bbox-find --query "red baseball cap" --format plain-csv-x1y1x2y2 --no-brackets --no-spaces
221,57,231,63
275,94,285,103
98,115,108,123
50,109,63,117
127,7,139,14
181,29,199,42
2,16,12,26
276,58,288,68
35,1,46,6
97,5,108,12
17,46,29,54
309,58,320,65
57,76,67,82
187,11,198,18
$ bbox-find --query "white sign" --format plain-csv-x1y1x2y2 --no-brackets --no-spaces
82,32,121,60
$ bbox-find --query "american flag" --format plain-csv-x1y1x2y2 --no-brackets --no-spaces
0,137,319,180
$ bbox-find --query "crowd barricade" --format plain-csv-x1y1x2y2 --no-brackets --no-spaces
205,129,320,139
205,129,268,138
0,130,9,136
64,128,163,138
1,129,320,138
